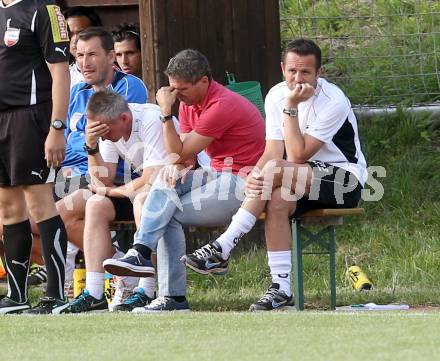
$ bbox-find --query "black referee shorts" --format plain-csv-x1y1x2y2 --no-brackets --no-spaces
292,160,362,217
0,102,54,187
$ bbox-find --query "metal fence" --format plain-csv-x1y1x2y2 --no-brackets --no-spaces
279,0,440,107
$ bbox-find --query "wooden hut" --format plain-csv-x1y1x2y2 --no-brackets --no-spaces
59,0,281,102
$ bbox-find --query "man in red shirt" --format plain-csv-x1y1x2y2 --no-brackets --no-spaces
103,49,265,312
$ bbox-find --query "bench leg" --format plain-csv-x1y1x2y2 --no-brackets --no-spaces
292,219,304,311
328,226,336,310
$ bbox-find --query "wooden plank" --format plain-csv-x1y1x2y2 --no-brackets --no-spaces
263,0,282,95
63,0,138,6
231,0,251,81
198,0,219,80
182,0,199,49
166,0,184,57
153,0,169,89
222,0,235,84
139,0,156,102
212,0,228,84
247,0,266,84
301,208,365,217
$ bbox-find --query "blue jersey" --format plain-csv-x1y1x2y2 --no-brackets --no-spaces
62,70,148,176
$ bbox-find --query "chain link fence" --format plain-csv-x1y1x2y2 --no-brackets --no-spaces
280,0,440,107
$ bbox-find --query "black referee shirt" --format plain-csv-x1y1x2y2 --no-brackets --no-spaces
0,0,69,111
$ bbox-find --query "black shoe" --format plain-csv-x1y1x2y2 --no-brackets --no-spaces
181,241,229,275
249,283,294,311
68,289,108,313
112,287,154,312
103,249,155,277
0,296,31,315
23,296,69,315
27,264,47,286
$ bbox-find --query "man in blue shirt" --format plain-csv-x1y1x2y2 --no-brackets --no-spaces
29,27,148,293
61,26,148,179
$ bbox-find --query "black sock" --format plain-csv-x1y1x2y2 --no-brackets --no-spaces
133,244,152,260
37,215,68,300
169,296,186,303
3,220,32,303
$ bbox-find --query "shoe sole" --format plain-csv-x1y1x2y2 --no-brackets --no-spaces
103,259,155,278
0,305,31,315
183,258,228,276
132,308,191,314
52,302,71,315
249,305,295,312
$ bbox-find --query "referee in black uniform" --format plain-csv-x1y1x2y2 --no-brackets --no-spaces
0,0,70,314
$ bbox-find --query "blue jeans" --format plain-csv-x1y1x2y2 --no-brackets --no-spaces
134,169,245,296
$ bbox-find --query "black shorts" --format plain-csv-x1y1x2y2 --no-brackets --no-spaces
0,102,54,187
292,161,363,217
108,196,134,221
53,171,90,201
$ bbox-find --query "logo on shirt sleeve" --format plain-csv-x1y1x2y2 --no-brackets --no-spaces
3,19,20,47
46,5,69,43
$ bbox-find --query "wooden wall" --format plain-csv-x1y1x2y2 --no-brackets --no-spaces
60,0,281,102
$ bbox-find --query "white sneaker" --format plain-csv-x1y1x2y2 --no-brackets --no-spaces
132,296,190,313
108,275,139,312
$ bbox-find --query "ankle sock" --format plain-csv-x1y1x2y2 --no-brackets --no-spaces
3,220,32,303
85,272,104,299
267,250,292,296
133,244,152,260
215,208,257,259
138,277,156,298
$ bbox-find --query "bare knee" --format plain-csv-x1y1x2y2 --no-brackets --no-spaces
266,187,293,217
85,194,115,223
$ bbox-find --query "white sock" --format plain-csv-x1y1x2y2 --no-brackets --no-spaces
85,272,104,299
137,277,156,298
216,208,257,258
267,251,292,296
65,242,79,283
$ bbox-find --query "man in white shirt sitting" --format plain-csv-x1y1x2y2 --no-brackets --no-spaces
65,90,176,313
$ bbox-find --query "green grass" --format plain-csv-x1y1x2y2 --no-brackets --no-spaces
1,312,439,361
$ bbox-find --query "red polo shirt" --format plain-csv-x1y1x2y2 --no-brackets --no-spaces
179,81,265,175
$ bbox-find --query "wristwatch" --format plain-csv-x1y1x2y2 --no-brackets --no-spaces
282,107,298,117
160,114,173,123
51,119,67,130
83,142,99,155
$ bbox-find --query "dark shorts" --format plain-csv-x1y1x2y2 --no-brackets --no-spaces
53,171,90,201
292,161,362,217
108,196,134,221
0,102,54,187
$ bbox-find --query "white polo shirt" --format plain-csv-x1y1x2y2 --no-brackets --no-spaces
265,78,367,185
100,103,177,175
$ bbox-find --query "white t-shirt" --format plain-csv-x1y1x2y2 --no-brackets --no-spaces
100,103,177,175
265,78,367,185
69,63,84,90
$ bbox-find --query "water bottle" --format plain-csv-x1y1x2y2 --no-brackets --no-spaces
347,265,373,291
104,272,115,304
73,260,86,298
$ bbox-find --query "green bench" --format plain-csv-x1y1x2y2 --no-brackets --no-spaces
291,208,364,310
110,207,364,311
